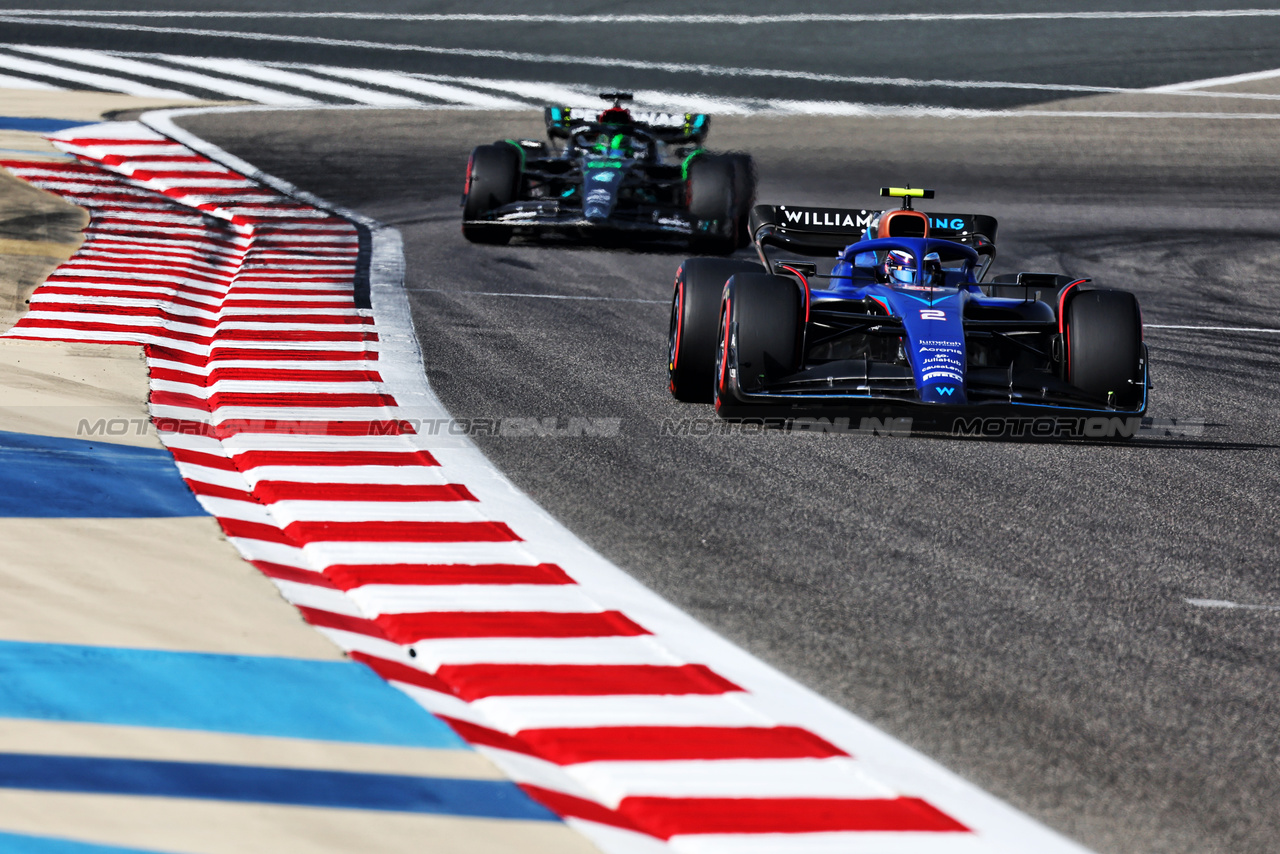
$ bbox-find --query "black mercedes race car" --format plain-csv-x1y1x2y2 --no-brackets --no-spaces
461,93,755,253
668,188,1150,432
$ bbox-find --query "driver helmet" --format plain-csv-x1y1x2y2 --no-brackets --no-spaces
883,249,917,285
594,131,635,157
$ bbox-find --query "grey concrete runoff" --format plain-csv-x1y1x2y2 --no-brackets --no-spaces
179,100,1280,854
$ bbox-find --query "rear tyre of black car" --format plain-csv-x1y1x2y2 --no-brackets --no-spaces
1063,289,1145,409
687,155,737,255
462,143,520,245
726,153,757,248
669,258,764,402
714,273,802,417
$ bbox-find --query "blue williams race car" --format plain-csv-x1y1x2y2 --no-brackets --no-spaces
462,93,754,253
667,187,1150,427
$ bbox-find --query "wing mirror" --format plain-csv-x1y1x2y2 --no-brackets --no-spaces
923,251,944,286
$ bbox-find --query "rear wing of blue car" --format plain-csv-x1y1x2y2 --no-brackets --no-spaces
750,204,998,253
544,106,710,144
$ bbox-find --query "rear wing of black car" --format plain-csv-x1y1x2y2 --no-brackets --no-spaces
544,106,710,144
750,204,998,254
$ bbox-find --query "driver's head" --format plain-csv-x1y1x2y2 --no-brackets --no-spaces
594,131,634,156
883,249,917,285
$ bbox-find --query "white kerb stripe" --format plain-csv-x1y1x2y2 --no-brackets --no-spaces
469,694,774,732
406,636,680,668
265,501,486,525
674,833,994,854
302,540,538,567
568,757,894,803
347,583,606,616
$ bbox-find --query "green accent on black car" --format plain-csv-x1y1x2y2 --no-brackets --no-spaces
681,148,706,181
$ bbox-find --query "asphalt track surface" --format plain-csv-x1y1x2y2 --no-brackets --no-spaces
178,102,1280,854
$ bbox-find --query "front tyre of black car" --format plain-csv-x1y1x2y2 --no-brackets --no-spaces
462,143,520,245
1063,288,1145,410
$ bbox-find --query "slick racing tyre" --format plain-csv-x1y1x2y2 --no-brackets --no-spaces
1063,288,1145,409
687,155,737,255
669,258,764,402
726,153,757,249
714,273,802,417
462,143,521,245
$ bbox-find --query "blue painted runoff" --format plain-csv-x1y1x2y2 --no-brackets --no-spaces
0,117,88,133
0,831,175,854
0,754,556,821
0,640,467,749
0,429,205,517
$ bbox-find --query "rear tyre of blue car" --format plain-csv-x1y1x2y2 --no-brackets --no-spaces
1064,289,1145,410
462,143,521,245
714,273,802,417
687,155,737,255
669,258,764,402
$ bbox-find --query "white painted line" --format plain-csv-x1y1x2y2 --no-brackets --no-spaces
6,45,319,105
415,75,599,108
6,10,1280,23
1145,324,1280,332
271,63,531,109
1148,66,1280,93
0,46,192,98
156,55,424,107
1186,598,1280,612
408,288,668,304
0,70,59,89
0,22,1156,97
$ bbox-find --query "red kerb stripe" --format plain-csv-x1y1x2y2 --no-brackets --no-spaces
255,562,338,587
282,520,519,543
296,606,386,638
325,562,572,588
616,795,970,838
374,611,649,643
350,651,452,694
233,450,437,468
517,725,848,764
433,664,741,700
253,482,474,502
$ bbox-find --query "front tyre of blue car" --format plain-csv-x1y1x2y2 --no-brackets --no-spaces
713,272,802,418
1063,288,1145,410
670,258,765,403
